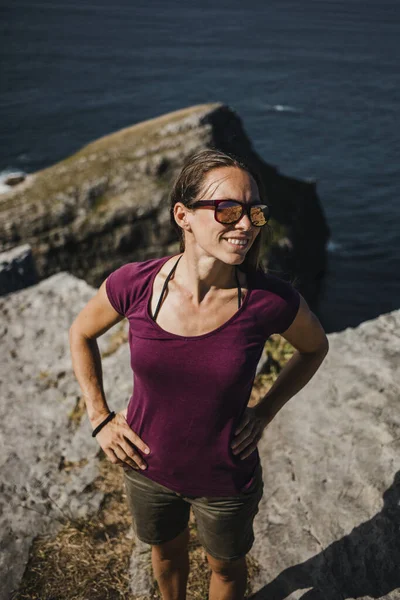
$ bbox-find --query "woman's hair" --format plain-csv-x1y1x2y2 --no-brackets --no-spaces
169,149,270,273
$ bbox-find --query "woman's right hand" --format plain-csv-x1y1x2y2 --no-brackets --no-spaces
93,409,150,471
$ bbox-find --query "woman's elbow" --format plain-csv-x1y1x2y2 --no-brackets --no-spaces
320,336,329,357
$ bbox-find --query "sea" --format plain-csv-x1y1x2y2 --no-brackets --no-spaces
1,0,399,333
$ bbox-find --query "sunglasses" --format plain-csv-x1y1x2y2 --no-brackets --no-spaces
189,199,270,227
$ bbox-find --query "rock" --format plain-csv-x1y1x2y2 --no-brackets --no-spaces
4,173,26,186
128,537,154,597
0,273,132,599
2,272,399,599
250,309,400,600
0,104,329,305
0,244,38,296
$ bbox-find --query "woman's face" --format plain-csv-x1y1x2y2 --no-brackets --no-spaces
184,166,261,265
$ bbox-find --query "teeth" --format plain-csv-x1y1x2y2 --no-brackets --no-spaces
225,238,248,246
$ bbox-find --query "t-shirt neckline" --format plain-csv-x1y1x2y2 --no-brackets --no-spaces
145,254,252,341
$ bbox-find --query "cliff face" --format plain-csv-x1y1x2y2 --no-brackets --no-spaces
0,103,329,303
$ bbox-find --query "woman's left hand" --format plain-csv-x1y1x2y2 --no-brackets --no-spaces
230,407,271,460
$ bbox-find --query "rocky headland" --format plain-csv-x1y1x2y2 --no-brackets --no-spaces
0,103,329,304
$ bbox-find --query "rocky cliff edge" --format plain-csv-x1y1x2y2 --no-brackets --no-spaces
1,272,399,599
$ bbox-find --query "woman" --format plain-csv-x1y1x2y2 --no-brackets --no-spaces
69,149,329,600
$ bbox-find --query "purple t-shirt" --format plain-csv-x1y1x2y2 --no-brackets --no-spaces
105,254,300,496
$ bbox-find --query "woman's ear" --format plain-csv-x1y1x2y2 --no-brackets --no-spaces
174,202,192,231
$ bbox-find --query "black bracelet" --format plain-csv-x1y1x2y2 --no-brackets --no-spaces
92,411,116,438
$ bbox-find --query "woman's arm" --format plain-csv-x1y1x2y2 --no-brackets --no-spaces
69,280,150,470
253,294,329,422
231,294,329,459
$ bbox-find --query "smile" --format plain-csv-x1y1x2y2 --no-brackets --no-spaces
224,238,249,248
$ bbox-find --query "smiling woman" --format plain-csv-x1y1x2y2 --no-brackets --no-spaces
69,149,329,600
169,150,270,274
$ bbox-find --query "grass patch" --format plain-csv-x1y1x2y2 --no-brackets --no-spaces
67,395,87,427
250,334,296,407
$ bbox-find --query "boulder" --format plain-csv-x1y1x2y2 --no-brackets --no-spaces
0,244,38,296
3,173,26,187
251,309,400,599
0,273,131,599
0,104,329,305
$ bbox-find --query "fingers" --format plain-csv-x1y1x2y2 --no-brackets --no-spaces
123,424,150,456
109,444,145,471
120,440,148,471
107,436,148,471
234,412,251,436
104,447,124,466
97,414,150,470
232,429,259,457
238,440,259,460
231,419,257,453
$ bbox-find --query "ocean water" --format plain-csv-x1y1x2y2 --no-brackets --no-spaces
1,0,399,333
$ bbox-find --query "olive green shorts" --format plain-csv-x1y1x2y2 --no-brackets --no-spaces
123,463,264,561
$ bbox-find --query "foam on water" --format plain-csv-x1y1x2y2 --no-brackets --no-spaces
327,240,343,253
262,103,303,114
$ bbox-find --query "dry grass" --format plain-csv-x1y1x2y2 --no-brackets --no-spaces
12,454,135,600
13,335,295,599
68,395,87,427
249,334,296,407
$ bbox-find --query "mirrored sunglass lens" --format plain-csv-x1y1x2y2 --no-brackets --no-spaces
250,205,269,226
216,201,242,223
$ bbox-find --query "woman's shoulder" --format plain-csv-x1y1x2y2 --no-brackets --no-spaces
105,255,172,316
249,268,301,334
108,254,171,280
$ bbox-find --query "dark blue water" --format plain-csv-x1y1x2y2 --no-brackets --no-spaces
1,0,399,333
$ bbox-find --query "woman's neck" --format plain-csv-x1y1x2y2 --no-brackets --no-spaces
172,250,239,307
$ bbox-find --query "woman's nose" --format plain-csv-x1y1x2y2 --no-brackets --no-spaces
236,211,253,230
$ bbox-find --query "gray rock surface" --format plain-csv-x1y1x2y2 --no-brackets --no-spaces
251,309,400,600
1,272,398,599
0,273,131,600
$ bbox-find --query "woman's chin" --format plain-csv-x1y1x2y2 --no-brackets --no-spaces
222,251,246,266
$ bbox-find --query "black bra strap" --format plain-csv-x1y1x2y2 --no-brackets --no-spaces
152,255,242,321
235,266,242,309
153,255,183,321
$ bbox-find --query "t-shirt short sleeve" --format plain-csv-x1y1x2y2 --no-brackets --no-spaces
272,277,301,334
253,270,301,336
105,263,138,317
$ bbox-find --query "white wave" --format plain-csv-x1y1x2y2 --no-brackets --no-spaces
263,103,302,114
17,153,30,164
327,240,343,253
